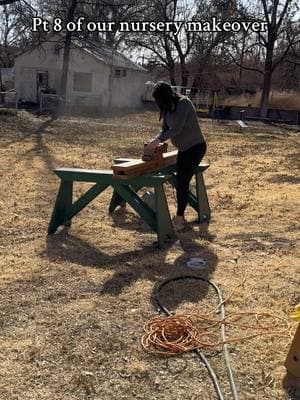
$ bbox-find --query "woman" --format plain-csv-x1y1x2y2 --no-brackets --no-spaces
146,81,207,230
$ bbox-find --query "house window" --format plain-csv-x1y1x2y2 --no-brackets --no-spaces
73,72,92,92
114,68,127,78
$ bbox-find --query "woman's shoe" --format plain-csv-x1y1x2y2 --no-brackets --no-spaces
172,215,186,232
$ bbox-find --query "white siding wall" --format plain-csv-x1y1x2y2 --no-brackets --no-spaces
111,69,149,108
14,37,149,110
66,47,111,109
15,40,64,103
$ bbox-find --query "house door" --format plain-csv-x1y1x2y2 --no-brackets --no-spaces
22,68,36,102
36,71,49,103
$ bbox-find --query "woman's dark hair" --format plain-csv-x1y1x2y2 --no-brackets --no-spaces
152,81,182,120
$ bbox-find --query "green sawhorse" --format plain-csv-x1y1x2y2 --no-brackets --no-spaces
47,163,210,248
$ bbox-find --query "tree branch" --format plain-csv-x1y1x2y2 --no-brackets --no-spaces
285,59,300,66
226,49,264,75
277,0,291,30
0,0,18,4
260,0,270,26
272,35,300,71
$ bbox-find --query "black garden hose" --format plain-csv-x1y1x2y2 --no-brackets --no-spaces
153,275,239,400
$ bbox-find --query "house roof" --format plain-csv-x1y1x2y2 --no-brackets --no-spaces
15,34,147,73
71,37,147,72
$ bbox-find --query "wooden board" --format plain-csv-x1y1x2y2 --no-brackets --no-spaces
112,150,177,179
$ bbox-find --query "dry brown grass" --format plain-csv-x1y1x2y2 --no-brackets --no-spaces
224,90,300,110
0,111,299,400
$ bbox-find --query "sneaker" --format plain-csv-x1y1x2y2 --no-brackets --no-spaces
172,215,186,232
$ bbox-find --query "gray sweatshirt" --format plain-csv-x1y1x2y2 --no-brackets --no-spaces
158,96,205,151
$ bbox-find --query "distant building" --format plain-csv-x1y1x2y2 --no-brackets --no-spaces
14,34,149,110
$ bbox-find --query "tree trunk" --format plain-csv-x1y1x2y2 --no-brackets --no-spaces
181,62,189,87
169,66,176,86
59,0,78,98
238,33,246,91
260,41,274,118
260,65,272,118
191,58,210,88
191,66,205,89
0,68,3,91
0,69,4,104
60,31,72,97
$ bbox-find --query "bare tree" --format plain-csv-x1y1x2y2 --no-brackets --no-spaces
259,0,299,116
167,0,197,86
38,0,80,97
128,33,178,85
78,0,146,47
285,40,300,66
234,0,299,117
59,0,78,97
0,2,35,90
190,0,238,88
0,6,18,69
126,0,198,86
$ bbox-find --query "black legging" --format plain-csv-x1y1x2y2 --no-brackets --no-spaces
176,142,207,216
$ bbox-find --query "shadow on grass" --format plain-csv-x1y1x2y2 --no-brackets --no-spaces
224,231,294,245
150,226,219,311
1,120,32,147
109,207,152,233
263,120,300,133
22,117,57,173
2,115,57,146
96,105,156,118
43,221,218,309
269,174,300,184
45,228,158,268
222,231,295,253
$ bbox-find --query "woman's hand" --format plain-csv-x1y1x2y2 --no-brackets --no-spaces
146,137,160,150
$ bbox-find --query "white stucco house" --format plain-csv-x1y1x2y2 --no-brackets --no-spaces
14,34,149,110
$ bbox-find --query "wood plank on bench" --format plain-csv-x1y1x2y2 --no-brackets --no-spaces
111,150,178,179
54,167,174,187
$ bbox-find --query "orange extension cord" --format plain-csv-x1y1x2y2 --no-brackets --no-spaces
141,311,290,355
141,278,290,356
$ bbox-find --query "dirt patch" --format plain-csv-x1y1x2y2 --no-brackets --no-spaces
0,111,299,399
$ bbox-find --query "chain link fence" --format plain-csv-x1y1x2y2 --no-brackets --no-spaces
0,90,18,111
144,83,210,111
172,86,210,111
40,93,70,115
40,93,103,116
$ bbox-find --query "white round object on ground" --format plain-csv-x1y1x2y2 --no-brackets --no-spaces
186,257,207,269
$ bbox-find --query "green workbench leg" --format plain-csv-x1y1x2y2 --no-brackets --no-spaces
109,191,125,212
48,180,73,234
113,184,157,231
66,182,109,220
195,172,211,222
155,185,175,248
109,185,143,213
